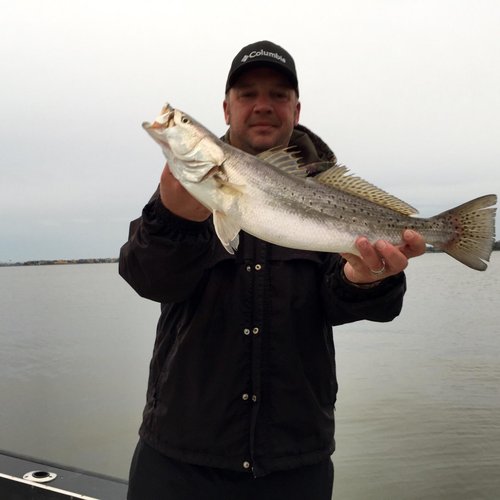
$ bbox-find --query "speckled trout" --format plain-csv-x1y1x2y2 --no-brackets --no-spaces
142,104,497,271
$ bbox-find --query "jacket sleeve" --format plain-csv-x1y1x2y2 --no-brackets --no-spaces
119,191,215,303
321,254,407,326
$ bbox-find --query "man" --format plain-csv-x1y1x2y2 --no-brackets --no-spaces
120,41,425,500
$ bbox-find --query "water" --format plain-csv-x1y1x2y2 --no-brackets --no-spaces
1,255,499,499
0,263,158,478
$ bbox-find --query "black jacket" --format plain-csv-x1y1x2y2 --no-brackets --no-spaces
119,126,407,477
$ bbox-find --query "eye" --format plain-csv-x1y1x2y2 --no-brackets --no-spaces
237,89,256,99
272,90,289,100
181,115,190,124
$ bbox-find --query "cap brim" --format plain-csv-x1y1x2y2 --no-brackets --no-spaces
226,61,298,94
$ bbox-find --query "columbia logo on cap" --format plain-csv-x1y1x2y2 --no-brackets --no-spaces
241,49,286,64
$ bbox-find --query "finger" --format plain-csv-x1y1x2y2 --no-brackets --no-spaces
355,237,386,273
161,162,171,178
397,230,426,258
339,251,364,271
374,240,408,274
340,252,376,284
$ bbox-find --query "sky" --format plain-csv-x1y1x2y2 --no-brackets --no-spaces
1,0,499,262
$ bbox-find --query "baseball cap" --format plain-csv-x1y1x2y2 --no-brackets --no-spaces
225,40,299,96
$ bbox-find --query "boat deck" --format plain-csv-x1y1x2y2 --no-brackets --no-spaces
0,450,127,499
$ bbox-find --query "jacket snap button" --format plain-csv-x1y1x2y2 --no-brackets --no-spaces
243,328,250,335
252,395,257,402
242,393,249,400
252,327,259,335
243,461,251,469
255,264,262,271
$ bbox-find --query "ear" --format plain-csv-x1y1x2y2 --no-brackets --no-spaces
294,101,301,126
223,99,230,125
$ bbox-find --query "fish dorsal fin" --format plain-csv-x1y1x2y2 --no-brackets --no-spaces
257,147,308,178
316,164,419,216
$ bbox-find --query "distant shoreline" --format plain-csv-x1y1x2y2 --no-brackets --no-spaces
1,243,499,267
0,258,119,267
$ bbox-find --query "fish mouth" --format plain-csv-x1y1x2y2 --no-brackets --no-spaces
143,103,175,130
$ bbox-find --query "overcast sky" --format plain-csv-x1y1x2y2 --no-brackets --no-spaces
1,0,499,262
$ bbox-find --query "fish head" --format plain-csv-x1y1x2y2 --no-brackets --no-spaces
143,104,225,183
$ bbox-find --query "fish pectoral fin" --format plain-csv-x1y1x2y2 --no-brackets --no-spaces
213,211,241,254
315,164,419,216
214,174,246,196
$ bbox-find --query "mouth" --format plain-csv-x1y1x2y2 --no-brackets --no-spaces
250,122,277,128
249,124,278,135
144,103,175,130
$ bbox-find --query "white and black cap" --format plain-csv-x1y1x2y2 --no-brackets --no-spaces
225,40,299,96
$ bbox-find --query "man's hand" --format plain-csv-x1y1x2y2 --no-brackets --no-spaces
341,230,426,284
159,163,211,222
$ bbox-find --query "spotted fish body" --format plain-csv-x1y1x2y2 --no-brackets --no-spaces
143,104,497,271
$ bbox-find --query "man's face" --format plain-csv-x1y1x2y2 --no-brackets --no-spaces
223,66,301,155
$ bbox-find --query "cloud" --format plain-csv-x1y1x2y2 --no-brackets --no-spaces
1,0,499,261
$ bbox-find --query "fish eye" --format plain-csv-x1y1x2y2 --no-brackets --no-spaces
181,116,190,124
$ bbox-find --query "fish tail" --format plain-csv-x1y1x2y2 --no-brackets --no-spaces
433,194,497,271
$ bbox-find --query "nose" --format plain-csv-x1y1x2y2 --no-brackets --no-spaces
253,94,273,114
